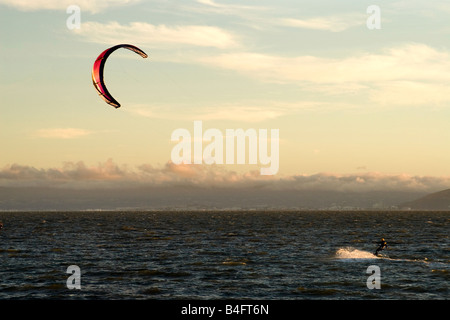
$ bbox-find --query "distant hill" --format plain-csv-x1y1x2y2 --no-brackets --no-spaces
400,188,450,210
0,186,425,211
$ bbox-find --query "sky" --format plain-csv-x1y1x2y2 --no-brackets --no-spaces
2,0,450,195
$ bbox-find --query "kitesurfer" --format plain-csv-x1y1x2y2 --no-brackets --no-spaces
374,238,387,256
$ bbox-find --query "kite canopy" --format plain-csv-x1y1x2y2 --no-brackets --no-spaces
92,44,148,108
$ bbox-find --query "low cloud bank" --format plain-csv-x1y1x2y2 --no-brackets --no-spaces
1,159,448,193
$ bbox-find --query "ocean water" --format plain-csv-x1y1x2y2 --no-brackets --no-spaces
0,210,448,300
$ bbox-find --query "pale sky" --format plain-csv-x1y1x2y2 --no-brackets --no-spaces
2,0,450,190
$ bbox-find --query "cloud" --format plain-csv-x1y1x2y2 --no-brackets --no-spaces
199,43,450,106
0,160,135,188
279,14,365,32
129,104,285,123
369,81,450,107
34,128,94,139
127,100,355,123
280,172,450,193
194,105,286,122
0,160,262,189
0,0,141,13
128,103,288,123
389,0,450,15
74,21,238,49
194,0,268,16
202,43,450,84
1,159,449,194
190,101,357,121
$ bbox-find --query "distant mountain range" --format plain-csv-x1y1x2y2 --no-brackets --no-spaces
399,188,450,210
2,184,450,211
0,185,430,211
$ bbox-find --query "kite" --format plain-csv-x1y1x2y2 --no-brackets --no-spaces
92,44,148,108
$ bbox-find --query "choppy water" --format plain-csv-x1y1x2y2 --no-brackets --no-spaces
0,210,448,300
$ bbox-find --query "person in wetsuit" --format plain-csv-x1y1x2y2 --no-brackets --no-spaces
374,238,387,256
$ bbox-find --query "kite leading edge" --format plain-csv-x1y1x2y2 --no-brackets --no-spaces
92,44,148,108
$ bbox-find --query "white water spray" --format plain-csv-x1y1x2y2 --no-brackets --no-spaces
335,247,378,260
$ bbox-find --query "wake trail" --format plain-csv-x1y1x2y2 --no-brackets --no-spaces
335,247,430,264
